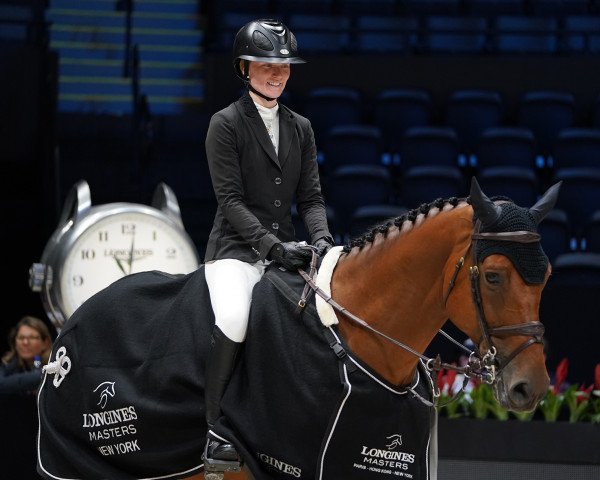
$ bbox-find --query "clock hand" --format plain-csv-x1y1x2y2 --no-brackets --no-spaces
127,237,135,274
113,255,128,276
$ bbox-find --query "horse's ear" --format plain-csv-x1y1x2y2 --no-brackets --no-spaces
529,181,562,224
470,177,501,226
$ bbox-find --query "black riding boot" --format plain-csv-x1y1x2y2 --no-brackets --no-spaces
203,326,241,467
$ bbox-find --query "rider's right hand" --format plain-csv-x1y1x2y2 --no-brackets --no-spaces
268,241,313,271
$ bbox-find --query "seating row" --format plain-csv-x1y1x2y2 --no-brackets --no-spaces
213,0,598,17
211,12,600,54
294,87,600,157
314,163,600,243
320,124,600,172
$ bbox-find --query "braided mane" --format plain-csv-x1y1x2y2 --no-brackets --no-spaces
343,196,466,253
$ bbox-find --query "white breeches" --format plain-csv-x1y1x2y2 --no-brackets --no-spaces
204,259,268,343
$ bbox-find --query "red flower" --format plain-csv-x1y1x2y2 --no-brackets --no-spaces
577,384,593,404
595,364,600,390
437,367,458,393
553,358,569,394
446,368,458,392
437,370,445,390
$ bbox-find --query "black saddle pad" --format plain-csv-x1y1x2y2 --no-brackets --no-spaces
37,265,437,480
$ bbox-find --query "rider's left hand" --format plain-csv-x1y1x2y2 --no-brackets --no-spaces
313,237,334,256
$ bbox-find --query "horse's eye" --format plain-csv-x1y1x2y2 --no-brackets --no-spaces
485,272,502,285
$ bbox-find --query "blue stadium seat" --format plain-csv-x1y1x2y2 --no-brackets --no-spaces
518,90,575,157
475,127,537,171
553,167,600,237
425,16,488,54
582,210,600,253
0,2,44,45
374,88,433,155
493,16,558,54
338,0,397,15
563,16,600,53
400,165,465,208
273,0,333,14
302,87,362,148
554,128,600,170
399,126,460,172
478,167,539,206
402,0,462,15
532,0,589,16
287,14,351,53
349,204,408,239
326,164,393,239
214,12,260,50
467,0,525,15
539,209,572,263
356,15,419,53
540,252,600,385
445,89,503,154
214,0,271,14
323,125,383,171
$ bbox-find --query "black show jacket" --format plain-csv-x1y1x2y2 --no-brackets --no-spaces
204,92,332,263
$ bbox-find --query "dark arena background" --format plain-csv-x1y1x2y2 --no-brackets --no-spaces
1,0,599,478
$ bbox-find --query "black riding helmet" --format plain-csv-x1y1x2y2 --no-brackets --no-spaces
233,19,305,100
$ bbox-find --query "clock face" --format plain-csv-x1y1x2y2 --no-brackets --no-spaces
58,210,198,318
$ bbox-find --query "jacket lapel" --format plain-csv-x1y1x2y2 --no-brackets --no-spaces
238,93,280,169
278,105,294,169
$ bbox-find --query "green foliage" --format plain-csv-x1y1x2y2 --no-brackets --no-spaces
437,392,465,419
538,388,564,422
435,360,600,423
589,393,600,424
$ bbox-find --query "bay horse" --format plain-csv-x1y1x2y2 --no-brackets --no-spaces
37,178,559,480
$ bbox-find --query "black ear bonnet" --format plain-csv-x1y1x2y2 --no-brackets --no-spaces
475,202,548,284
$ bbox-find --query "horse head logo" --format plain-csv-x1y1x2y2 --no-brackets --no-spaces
386,434,403,450
93,381,116,409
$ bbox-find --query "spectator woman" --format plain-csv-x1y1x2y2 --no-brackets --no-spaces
1,315,53,396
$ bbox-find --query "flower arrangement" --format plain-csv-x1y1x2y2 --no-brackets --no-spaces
436,359,600,423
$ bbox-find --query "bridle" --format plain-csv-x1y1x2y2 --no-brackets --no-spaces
442,219,545,384
298,219,546,387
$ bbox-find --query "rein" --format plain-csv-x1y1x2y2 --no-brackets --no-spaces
298,220,546,390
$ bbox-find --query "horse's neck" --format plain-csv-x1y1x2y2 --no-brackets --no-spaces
331,204,473,386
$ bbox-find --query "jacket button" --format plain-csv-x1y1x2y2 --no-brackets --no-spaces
272,222,279,230
274,199,281,207
274,177,282,185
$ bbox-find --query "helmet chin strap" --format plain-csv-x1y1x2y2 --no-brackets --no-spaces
247,82,276,103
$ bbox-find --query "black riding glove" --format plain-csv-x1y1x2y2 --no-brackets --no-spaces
269,241,313,271
313,236,334,256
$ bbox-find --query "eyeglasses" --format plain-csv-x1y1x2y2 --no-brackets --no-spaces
16,335,42,342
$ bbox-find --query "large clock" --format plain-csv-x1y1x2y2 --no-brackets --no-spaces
30,180,200,329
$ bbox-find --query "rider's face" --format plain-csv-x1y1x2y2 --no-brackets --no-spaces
248,61,290,104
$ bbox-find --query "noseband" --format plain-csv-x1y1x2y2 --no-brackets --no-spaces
443,220,545,384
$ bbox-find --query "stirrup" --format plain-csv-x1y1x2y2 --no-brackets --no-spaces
203,438,242,475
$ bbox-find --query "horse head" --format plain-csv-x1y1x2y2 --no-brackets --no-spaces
448,178,560,412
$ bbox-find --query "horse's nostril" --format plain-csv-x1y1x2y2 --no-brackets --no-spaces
510,381,533,408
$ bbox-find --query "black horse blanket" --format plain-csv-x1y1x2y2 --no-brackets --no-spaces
37,265,437,480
